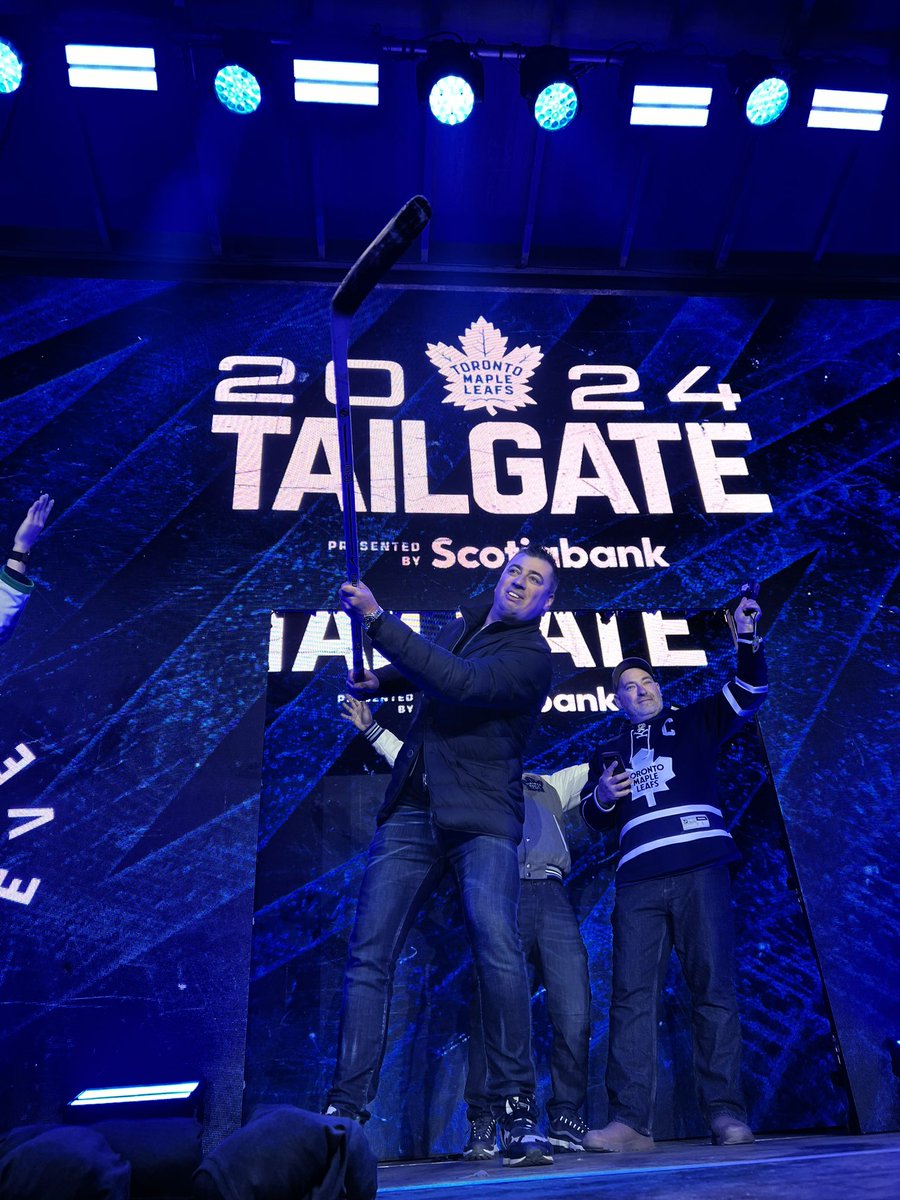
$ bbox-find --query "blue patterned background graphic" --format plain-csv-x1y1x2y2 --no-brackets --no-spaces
0,278,896,1153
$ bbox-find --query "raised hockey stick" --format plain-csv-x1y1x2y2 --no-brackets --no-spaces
331,195,432,677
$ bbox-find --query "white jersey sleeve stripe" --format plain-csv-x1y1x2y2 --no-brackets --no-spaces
722,681,761,716
734,675,769,694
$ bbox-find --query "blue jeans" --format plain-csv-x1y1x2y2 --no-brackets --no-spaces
607,865,747,1137
327,808,535,1118
465,879,590,1123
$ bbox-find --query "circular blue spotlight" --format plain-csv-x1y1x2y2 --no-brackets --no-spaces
745,77,789,126
534,80,578,131
428,74,474,125
214,64,261,115
0,38,24,94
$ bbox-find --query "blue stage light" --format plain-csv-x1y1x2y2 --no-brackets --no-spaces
417,44,483,126
69,1082,201,1106
631,83,712,126
745,76,790,125
66,44,158,91
429,74,474,125
66,1081,203,1121
521,47,580,132
808,86,888,131
534,80,578,130
0,37,24,94
294,59,379,106
214,64,261,114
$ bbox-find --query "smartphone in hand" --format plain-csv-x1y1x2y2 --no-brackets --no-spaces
602,751,628,777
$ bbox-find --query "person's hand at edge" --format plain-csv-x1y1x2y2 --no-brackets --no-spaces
341,696,374,732
13,494,54,553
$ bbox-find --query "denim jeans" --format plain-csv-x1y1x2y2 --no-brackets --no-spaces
607,865,747,1137
465,879,590,1123
327,808,535,1118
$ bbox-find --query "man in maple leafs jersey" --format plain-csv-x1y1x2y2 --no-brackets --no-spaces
580,595,766,1153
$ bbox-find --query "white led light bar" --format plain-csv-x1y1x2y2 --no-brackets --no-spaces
631,83,712,126
293,58,378,106
66,44,158,91
808,87,888,131
69,1081,200,1106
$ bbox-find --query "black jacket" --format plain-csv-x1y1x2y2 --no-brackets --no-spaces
366,595,552,840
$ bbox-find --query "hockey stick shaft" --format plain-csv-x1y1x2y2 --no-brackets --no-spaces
331,311,364,677
331,196,432,678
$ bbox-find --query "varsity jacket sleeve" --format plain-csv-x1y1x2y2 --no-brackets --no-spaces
368,612,551,710
0,567,33,647
363,721,403,768
541,763,589,812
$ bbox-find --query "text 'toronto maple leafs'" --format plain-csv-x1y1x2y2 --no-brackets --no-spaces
426,316,543,416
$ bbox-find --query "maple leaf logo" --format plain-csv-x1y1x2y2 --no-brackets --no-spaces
426,316,543,416
628,750,675,808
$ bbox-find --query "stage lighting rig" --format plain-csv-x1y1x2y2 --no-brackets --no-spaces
520,46,579,131
416,41,483,126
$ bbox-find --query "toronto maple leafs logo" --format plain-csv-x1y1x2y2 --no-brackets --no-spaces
426,316,543,416
628,745,675,808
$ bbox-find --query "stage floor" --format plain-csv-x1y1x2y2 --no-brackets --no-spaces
376,1132,900,1199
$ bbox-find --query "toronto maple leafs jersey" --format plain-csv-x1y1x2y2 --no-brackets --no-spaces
580,635,768,887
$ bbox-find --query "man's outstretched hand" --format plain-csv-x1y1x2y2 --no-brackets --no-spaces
13,494,54,552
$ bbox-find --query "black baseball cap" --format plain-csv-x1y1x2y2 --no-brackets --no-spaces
612,657,657,691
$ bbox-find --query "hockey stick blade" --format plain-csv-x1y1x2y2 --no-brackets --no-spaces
332,195,432,317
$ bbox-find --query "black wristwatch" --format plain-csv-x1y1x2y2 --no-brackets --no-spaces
363,606,385,632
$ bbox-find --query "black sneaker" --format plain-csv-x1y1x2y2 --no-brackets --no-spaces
548,1111,588,1151
463,1115,497,1159
498,1096,553,1167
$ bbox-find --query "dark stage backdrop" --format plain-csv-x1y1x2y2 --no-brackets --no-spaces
0,280,896,1153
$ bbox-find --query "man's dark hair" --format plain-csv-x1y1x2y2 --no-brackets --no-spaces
511,543,558,592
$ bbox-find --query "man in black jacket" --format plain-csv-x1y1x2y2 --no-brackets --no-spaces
327,549,557,1166
341,696,592,1157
